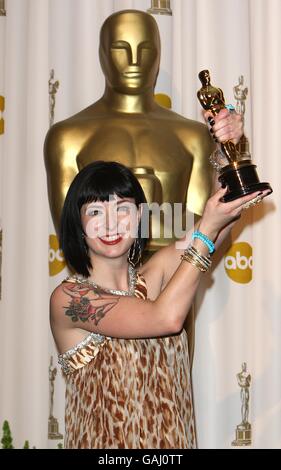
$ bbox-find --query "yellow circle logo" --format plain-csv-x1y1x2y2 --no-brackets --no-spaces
154,93,172,109
224,242,253,284
49,234,66,276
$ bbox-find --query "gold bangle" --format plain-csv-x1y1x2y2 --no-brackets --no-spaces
188,245,211,269
181,251,210,272
181,255,208,272
180,244,212,272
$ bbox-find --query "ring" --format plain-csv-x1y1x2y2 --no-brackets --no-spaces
225,104,236,113
242,194,263,210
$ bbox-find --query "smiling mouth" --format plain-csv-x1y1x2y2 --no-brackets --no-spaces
99,235,123,245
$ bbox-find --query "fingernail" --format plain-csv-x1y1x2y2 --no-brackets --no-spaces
209,119,215,126
208,116,213,123
258,192,263,195
210,128,214,134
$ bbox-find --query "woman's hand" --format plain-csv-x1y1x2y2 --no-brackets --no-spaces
199,187,270,241
204,108,243,145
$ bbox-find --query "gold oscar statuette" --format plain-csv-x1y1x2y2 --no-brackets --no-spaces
147,0,172,16
232,363,252,446
197,70,272,202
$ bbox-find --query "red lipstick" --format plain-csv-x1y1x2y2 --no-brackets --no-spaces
99,236,123,246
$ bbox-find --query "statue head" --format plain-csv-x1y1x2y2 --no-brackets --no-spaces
242,362,247,372
99,10,161,94
198,69,210,87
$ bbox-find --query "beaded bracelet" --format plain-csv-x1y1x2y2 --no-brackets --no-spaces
192,230,215,254
225,104,236,113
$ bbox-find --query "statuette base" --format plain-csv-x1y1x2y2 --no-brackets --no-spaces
218,160,272,202
232,424,251,446
48,417,63,440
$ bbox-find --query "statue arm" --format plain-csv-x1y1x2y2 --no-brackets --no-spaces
218,88,225,103
185,125,215,216
44,125,79,235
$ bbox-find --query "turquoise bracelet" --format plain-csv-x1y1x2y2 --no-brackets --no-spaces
192,230,215,254
225,104,236,113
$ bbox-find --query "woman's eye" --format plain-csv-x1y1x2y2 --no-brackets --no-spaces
86,209,102,216
117,206,130,213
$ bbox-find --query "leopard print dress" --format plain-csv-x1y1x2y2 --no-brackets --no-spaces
58,273,196,449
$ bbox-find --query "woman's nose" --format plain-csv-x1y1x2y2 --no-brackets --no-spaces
105,207,118,231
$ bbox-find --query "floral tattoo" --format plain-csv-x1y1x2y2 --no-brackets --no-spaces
63,283,119,325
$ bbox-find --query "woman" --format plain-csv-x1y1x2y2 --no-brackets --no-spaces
50,115,269,449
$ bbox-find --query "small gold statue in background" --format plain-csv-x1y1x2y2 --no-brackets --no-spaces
232,362,252,446
48,69,60,128
147,0,172,15
48,356,63,440
233,75,250,160
233,75,248,117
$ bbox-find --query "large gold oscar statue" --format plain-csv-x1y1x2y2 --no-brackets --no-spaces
44,9,215,361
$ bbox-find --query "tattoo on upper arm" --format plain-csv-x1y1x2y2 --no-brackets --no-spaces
62,283,119,325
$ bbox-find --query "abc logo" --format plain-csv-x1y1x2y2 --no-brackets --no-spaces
49,234,66,276
154,93,172,109
224,242,253,284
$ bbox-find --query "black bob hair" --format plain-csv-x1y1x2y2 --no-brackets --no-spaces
60,161,148,277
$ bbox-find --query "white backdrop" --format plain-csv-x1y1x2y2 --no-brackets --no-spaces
0,0,280,449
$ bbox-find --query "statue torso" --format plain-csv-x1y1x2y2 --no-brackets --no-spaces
76,113,193,205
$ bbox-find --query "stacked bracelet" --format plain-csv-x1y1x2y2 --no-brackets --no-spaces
181,245,212,273
192,230,215,254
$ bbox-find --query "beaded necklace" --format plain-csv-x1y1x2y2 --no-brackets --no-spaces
65,263,137,296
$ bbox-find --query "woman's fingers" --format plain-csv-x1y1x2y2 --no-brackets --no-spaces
202,188,270,237
214,114,243,145
219,189,270,212
203,110,213,122
204,108,243,145
212,185,228,199
212,187,270,208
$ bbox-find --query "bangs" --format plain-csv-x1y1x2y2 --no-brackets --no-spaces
77,165,138,209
